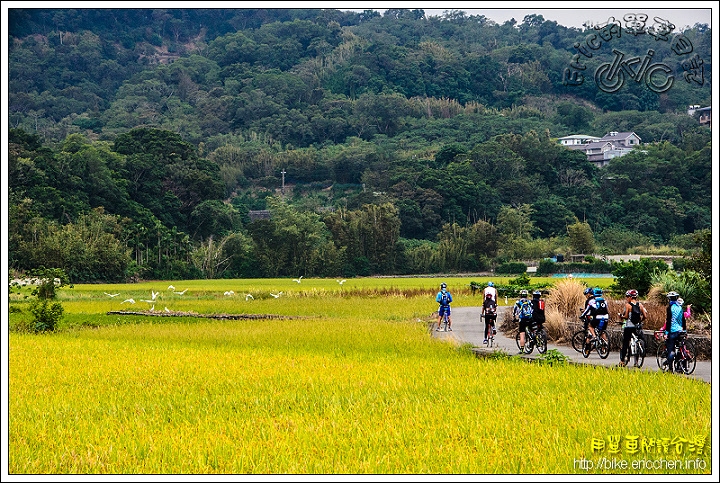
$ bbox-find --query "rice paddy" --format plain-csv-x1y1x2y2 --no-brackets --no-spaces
7,277,711,474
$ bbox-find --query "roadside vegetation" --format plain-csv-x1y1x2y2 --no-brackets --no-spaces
8,277,711,474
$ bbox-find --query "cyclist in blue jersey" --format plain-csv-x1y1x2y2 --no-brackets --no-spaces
435,282,453,332
661,291,686,372
513,290,533,353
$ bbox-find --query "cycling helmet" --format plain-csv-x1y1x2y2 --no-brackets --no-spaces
488,281,494,287
667,291,679,300
593,287,603,296
625,289,638,298
440,282,447,290
519,290,528,296
583,287,594,296
485,293,493,298
532,290,541,298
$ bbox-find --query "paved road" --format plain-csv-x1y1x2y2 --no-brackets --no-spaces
433,305,712,384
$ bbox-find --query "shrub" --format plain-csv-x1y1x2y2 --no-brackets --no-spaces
539,260,613,275
537,349,570,366
536,259,556,275
648,269,710,314
495,262,527,274
28,299,64,332
610,258,669,296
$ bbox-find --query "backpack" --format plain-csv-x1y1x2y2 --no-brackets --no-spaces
485,299,497,315
518,299,533,319
531,299,545,323
629,302,642,324
440,292,450,306
592,296,609,316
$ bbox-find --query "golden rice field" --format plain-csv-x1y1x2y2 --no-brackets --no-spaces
8,277,711,475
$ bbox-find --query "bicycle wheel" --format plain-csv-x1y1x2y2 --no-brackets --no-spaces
656,342,669,372
581,338,592,358
515,331,522,351
572,330,586,353
678,339,697,375
633,338,645,368
524,331,535,354
536,330,548,354
597,337,610,359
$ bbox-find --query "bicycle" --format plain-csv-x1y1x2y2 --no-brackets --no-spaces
572,316,609,358
621,322,646,368
581,326,610,359
515,320,548,354
572,327,589,353
572,315,595,353
436,312,450,332
484,315,497,348
655,330,696,374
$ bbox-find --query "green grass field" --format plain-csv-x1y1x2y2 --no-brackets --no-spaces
8,277,711,474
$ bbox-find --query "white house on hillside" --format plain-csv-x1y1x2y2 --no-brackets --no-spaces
557,134,601,147
558,131,641,167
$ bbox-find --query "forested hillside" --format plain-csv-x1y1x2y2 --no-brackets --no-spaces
7,8,712,282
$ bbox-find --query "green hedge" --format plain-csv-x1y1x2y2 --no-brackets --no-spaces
495,262,527,274
536,259,612,275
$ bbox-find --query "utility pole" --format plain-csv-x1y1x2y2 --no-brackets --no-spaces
281,169,286,196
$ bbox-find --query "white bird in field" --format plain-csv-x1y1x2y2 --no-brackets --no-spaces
224,290,235,296
140,299,155,303
164,307,171,313
245,294,254,301
149,305,155,312
175,288,188,295
121,298,135,304
270,292,283,298
151,290,159,300
336,279,347,285
292,276,303,283
167,285,176,291
105,292,120,298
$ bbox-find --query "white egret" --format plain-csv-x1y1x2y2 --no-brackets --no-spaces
336,279,347,285
175,288,188,295
270,292,283,298
168,285,176,291
245,294,254,301
105,292,120,298
164,307,171,312
292,276,303,283
151,290,159,300
224,290,235,296
121,298,135,304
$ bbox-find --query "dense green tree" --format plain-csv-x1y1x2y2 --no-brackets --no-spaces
6,10,713,281
567,220,595,255
113,127,224,234
14,208,131,282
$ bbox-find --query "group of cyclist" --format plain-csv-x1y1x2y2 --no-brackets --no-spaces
434,281,691,371
513,289,545,354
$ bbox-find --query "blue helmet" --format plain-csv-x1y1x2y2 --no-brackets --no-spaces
593,287,603,297
583,287,593,296
488,281,494,287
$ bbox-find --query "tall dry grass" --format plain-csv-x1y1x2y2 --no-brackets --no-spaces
544,279,587,342
542,279,672,342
